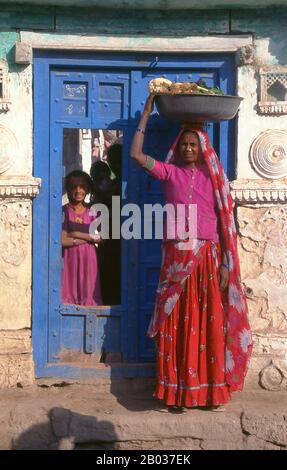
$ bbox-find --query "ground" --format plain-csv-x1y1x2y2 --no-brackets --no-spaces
0,377,287,451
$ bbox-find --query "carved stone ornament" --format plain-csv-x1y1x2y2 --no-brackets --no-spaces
230,179,287,205
236,45,255,66
0,125,19,174
258,66,287,115
0,176,41,199
0,67,11,112
259,362,286,391
249,129,287,179
15,41,32,65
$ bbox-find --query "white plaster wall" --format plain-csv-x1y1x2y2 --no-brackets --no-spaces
237,67,287,180
0,61,33,176
0,62,33,330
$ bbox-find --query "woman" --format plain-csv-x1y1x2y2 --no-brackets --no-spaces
130,95,252,412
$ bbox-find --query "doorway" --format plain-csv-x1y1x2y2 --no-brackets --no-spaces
33,51,236,378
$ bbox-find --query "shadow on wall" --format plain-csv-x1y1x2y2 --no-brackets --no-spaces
12,407,118,450
268,34,287,65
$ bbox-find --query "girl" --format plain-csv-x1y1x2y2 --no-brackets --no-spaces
62,170,102,306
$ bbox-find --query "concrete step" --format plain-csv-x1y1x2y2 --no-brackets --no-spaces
0,382,287,450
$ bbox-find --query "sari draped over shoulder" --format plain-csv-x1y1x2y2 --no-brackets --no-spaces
148,129,253,393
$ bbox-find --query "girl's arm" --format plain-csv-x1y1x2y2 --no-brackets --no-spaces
130,94,155,167
67,231,102,243
62,230,88,248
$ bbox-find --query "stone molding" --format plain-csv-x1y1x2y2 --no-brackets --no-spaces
16,33,253,64
0,176,41,199
231,179,287,205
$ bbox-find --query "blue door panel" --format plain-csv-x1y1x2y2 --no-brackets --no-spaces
91,72,129,127
61,315,86,352
53,72,91,127
33,52,236,376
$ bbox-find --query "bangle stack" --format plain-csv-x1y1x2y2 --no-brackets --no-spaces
136,128,145,135
221,263,229,269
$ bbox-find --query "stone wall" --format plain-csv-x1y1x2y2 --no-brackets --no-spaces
237,205,287,391
0,188,39,386
0,25,38,386
0,3,287,388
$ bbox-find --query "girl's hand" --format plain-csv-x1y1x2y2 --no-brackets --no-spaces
219,265,229,291
90,233,102,243
68,231,97,243
143,94,155,115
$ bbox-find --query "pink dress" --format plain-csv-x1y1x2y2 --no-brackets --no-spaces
61,204,102,306
146,160,219,241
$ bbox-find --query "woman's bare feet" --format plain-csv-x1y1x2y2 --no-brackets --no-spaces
205,405,225,412
168,405,186,414
155,404,187,414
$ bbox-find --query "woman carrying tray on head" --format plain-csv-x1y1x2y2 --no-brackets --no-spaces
130,94,252,412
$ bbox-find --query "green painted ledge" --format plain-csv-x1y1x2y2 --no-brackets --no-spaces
55,9,229,35
0,0,286,9
0,5,55,31
0,31,19,60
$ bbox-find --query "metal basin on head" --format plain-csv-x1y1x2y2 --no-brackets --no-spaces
154,94,243,123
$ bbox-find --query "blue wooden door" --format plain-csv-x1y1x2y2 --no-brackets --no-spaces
33,52,235,378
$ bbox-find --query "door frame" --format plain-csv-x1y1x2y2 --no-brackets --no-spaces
33,50,236,378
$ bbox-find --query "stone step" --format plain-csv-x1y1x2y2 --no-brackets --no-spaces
0,385,287,450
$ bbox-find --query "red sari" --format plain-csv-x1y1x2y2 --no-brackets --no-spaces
154,240,230,407
148,128,253,407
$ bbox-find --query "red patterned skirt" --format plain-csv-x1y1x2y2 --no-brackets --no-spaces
154,241,231,407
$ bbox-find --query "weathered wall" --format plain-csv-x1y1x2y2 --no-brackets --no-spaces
234,10,287,179
0,3,287,388
231,10,287,391
0,20,36,387
237,205,287,390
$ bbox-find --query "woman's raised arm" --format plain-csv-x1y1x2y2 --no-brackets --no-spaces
130,94,155,167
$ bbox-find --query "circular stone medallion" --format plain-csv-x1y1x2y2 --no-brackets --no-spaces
250,129,287,179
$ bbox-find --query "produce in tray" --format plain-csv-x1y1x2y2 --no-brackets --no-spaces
148,77,224,96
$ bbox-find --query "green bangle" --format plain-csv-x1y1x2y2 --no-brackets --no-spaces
144,155,155,170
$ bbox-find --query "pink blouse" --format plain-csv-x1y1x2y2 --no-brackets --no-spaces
145,159,219,242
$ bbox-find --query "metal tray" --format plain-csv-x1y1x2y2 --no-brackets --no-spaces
154,94,243,123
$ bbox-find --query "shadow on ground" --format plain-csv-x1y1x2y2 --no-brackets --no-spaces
12,407,118,450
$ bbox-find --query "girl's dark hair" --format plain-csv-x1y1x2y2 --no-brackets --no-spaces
65,170,93,194
90,161,111,182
